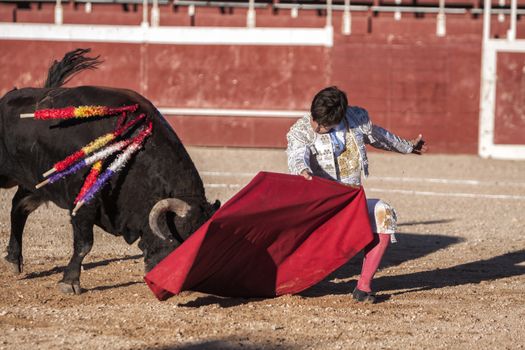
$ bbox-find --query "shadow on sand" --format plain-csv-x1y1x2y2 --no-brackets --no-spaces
88,280,143,292
177,295,261,309
22,254,143,279
179,225,468,306
19,220,525,304
140,337,296,350
304,227,524,300
376,249,525,296
302,231,463,297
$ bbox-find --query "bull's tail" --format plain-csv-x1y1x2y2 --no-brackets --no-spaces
44,48,103,88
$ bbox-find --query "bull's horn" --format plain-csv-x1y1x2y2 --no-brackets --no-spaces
149,198,191,240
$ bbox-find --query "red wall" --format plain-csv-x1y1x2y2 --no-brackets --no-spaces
1,4,524,153
494,52,525,145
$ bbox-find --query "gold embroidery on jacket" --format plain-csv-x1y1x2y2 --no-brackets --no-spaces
337,131,361,180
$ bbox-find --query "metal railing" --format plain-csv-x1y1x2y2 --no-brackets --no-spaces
1,0,523,36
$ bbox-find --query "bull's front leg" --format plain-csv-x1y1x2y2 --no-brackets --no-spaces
58,207,96,295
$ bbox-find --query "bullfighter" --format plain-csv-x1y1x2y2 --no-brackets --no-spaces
286,86,427,303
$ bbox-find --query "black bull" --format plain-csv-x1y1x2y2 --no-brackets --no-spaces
0,54,219,294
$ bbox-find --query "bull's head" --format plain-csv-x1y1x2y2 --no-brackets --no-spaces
141,197,220,271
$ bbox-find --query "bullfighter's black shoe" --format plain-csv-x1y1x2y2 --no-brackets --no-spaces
352,288,376,304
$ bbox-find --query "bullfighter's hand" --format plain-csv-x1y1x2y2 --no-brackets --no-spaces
410,134,427,155
300,169,313,180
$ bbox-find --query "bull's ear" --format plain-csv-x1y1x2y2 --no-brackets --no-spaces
212,200,221,211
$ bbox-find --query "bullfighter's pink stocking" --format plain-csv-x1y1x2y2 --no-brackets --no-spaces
357,233,390,293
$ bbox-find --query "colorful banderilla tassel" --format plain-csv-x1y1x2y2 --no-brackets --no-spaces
20,104,138,120
72,122,153,216
35,139,132,189
74,161,104,207
42,114,146,177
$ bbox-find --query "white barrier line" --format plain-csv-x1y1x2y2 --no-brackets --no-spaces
203,183,525,200
160,107,306,118
0,23,334,47
369,176,525,187
202,171,258,177
201,171,525,187
205,183,243,189
367,188,525,200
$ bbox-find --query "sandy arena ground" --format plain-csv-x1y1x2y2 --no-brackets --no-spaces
0,148,524,350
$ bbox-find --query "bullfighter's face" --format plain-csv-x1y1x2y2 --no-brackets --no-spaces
310,118,338,134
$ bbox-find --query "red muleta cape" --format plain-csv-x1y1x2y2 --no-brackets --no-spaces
144,172,373,300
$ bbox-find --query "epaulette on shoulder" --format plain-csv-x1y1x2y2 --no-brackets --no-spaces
346,106,370,127
289,114,315,143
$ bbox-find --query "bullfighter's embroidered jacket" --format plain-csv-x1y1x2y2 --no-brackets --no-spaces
286,106,414,186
